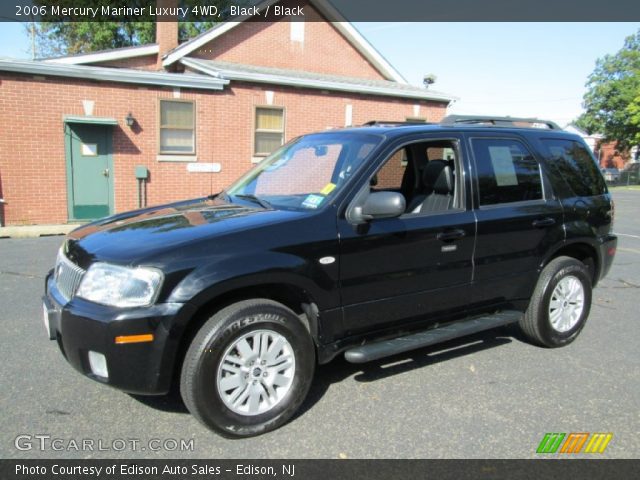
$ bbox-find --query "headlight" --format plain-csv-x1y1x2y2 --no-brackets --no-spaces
76,263,163,308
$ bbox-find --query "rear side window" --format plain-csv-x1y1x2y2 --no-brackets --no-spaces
471,138,543,206
541,139,606,197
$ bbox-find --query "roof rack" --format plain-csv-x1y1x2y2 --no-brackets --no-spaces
362,120,430,127
440,115,561,130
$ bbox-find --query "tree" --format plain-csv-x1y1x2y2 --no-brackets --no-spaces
30,23,156,57
28,0,233,58
627,94,640,147
576,30,640,150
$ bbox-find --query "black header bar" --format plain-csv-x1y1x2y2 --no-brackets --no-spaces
2,459,639,480
3,0,640,22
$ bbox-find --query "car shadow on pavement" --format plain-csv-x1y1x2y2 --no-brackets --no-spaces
295,326,514,420
128,326,515,418
128,388,189,414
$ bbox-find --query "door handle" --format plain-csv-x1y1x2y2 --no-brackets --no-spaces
102,168,110,178
532,217,556,228
437,229,466,241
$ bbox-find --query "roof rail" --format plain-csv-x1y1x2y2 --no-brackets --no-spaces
440,115,561,130
363,120,430,127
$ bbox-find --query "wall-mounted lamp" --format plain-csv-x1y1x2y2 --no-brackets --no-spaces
125,112,135,128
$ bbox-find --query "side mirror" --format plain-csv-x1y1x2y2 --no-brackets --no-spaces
353,191,406,222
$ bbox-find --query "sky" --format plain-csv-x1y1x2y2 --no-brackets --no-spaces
354,22,640,126
1,21,639,126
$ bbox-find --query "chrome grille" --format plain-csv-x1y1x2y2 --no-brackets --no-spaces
54,251,86,302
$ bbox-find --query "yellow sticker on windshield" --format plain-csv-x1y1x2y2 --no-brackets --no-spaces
320,183,337,195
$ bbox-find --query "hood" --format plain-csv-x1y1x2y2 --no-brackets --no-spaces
65,197,304,267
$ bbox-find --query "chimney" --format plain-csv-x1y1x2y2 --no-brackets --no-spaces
156,0,179,69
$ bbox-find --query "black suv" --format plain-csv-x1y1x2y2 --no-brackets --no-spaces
43,115,617,437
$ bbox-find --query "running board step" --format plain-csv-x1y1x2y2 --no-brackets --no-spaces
344,311,522,364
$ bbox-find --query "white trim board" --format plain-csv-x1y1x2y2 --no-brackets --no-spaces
45,45,159,65
0,58,228,91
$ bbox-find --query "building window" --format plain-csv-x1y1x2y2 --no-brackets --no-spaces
255,107,284,156
159,99,195,154
290,22,305,43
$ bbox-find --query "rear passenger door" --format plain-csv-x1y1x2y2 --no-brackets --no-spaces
469,134,564,312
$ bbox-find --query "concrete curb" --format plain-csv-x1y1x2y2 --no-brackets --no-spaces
0,224,79,239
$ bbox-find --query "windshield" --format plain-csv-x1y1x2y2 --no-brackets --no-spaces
226,132,382,210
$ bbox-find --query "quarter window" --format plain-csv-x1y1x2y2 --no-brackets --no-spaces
541,139,606,197
472,138,543,205
159,100,195,154
255,107,285,156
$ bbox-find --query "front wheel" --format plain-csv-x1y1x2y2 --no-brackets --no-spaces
180,299,315,437
519,256,593,347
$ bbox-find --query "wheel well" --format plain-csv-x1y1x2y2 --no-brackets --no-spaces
546,243,599,285
170,284,315,391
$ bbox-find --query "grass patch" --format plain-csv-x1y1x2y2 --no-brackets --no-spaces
609,184,640,191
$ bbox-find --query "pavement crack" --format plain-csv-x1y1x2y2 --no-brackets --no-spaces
0,270,43,279
594,302,617,310
616,278,640,289
45,409,71,416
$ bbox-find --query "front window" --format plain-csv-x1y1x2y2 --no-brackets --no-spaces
227,133,382,210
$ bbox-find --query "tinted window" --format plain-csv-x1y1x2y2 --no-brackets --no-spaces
472,138,543,206
542,139,606,197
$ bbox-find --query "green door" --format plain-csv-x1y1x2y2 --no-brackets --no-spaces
66,124,113,220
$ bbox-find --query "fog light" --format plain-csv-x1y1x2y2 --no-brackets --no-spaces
88,351,108,379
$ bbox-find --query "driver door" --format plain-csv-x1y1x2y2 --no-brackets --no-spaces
337,135,475,337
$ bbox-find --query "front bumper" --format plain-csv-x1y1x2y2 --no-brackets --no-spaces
43,270,196,395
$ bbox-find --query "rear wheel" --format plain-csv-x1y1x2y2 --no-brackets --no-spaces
519,256,592,347
180,299,315,437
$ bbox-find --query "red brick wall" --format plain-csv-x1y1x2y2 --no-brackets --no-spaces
96,54,159,71
0,72,446,225
191,6,386,80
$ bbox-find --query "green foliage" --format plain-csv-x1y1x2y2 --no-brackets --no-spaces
179,22,216,42
577,30,640,150
30,0,236,58
33,23,155,57
627,94,640,147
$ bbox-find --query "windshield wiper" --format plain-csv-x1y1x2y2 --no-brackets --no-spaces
234,194,272,209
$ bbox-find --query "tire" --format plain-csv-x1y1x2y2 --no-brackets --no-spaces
180,299,315,438
519,256,592,348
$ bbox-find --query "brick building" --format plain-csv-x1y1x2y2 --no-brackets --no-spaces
0,0,454,226
596,141,632,170
564,124,637,170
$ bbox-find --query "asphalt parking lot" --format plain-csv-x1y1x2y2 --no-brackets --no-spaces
1,189,639,459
